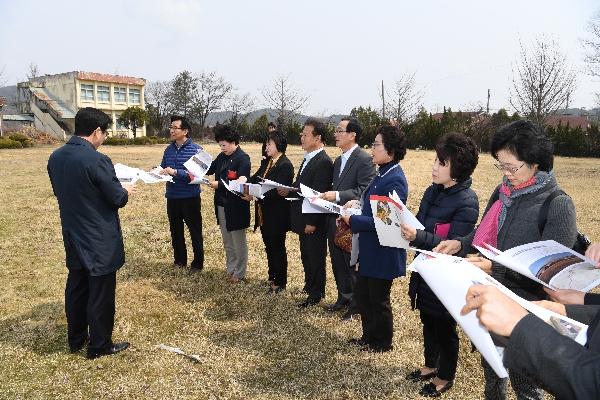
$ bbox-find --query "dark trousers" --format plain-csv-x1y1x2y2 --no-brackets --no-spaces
327,216,358,313
420,311,459,381
355,275,394,349
299,232,327,300
261,231,288,287
167,196,204,269
65,268,116,352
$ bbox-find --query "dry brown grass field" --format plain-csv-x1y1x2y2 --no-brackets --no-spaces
1,142,599,399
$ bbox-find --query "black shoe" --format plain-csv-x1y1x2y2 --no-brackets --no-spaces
188,267,202,275
419,381,453,397
261,280,274,287
340,312,360,322
266,285,286,294
87,342,130,360
323,303,348,312
292,288,309,296
298,297,321,308
360,344,393,353
172,263,186,269
348,338,368,346
406,369,439,382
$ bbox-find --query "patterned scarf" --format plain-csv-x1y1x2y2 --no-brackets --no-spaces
472,170,553,249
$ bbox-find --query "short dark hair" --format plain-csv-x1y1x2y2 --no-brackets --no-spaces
341,117,363,143
171,115,191,137
436,132,479,181
75,107,112,137
268,122,276,129
377,125,407,162
304,118,326,143
214,124,240,145
491,119,553,172
266,130,287,153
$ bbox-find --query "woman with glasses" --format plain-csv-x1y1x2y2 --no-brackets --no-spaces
401,132,480,398
434,119,578,400
340,125,408,353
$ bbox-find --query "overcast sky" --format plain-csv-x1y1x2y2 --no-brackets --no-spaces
1,0,599,115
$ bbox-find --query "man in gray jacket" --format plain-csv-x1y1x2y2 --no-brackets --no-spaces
319,117,375,320
48,107,136,359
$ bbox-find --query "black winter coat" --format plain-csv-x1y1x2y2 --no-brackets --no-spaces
408,178,479,318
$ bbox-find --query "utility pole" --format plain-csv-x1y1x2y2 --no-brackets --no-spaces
381,80,385,120
487,89,490,114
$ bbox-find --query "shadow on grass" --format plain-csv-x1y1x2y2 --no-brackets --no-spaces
0,301,68,355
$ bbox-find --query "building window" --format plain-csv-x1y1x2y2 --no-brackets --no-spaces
81,84,94,101
129,88,140,104
115,114,125,130
114,87,126,103
97,86,110,102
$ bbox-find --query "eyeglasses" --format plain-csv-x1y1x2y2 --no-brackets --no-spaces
169,126,184,130
371,142,383,149
494,161,526,174
334,130,348,134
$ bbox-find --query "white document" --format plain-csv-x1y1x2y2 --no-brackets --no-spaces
413,253,588,379
114,163,140,184
260,178,297,193
228,181,263,198
369,194,424,249
299,183,361,215
138,166,173,183
475,240,600,292
183,149,213,185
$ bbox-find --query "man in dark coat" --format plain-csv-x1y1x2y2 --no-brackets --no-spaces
279,118,333,308
47,107,136,359
319,117,375,320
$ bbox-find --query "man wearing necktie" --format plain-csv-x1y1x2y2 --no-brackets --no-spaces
278,118,333,308
318,117,375,321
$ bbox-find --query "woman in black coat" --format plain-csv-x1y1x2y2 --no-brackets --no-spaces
401,133,479,397
243,130,294,293
206,125,251,283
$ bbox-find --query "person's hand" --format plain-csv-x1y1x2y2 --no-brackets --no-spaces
466,256,493,275
531,299,567,316
339,214,352,226
304,224,316,235
121,183,137,195
585,241,600,268
401,224,417,242
319,191,336,202
343,200,359,210
241,194,253,202
277,189,289,197
208,181,219,190
543,286,585,305
236,176,248,183
460,284,528,337
160,167,176,176
433,240,461,254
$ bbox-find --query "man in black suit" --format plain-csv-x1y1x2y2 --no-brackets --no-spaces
47,107,135,359
319,117,375,320
279,118,333,308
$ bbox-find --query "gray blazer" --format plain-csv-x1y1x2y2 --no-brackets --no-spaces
332,146,376,206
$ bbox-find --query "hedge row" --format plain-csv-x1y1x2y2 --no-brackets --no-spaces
0,134,33,149
103,136,170,146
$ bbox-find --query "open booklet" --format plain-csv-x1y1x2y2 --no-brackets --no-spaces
410,249,589,378
114,163,172,184
370,191,424,249
475,240,600,292
183,149,213,185
299,184,361,215
224,178,298,200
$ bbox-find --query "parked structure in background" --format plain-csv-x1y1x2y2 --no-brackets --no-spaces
16,72,146,140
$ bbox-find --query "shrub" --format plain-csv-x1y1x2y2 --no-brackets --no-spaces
8,134,33,148
104,137,133,146
134,136,153,145
0,138,23,149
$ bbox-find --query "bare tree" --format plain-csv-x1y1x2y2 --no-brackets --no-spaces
225,92,255,130
259,73,311,129
0,64,7,86
381,72,425,126
509,35,578,125
192,71,234,131
581,8,600,78
26,63,41,80
145,80,172,135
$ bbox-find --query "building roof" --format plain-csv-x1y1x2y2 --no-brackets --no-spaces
546,115,589,129
30,87,76,119
77,72,146,86
3,114,35,122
